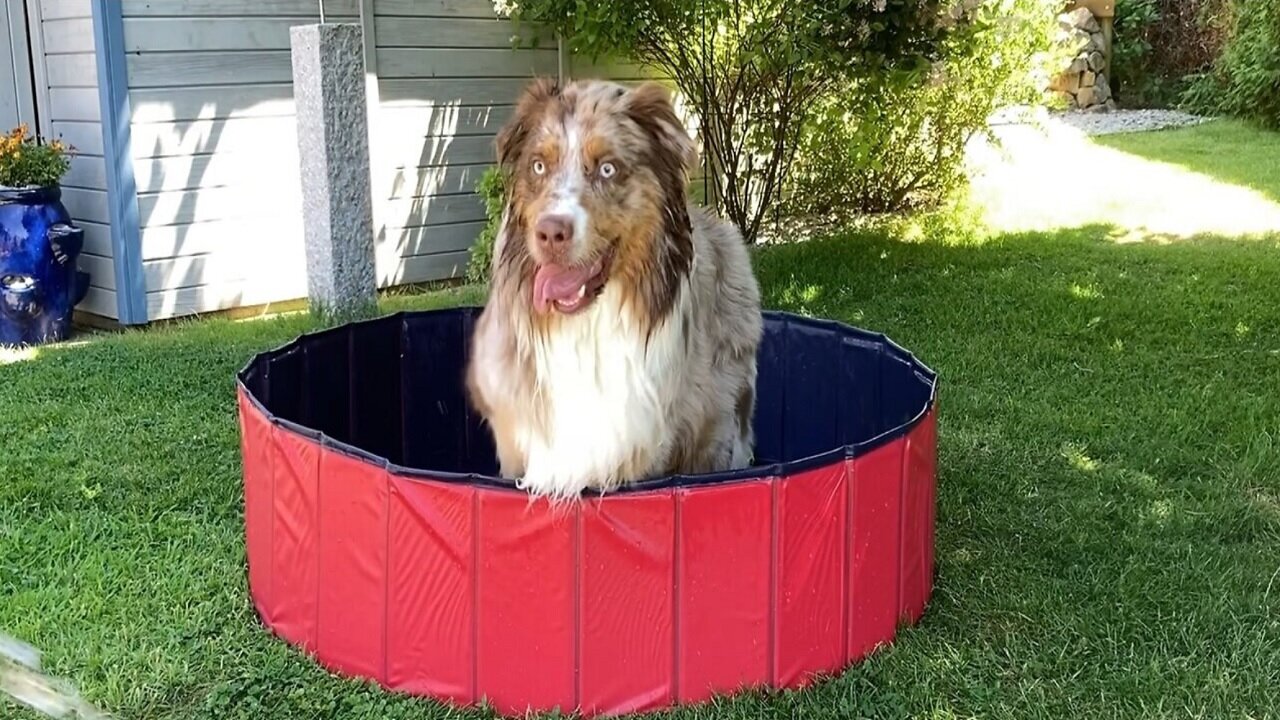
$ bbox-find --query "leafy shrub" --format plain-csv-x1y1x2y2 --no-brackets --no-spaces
466,165,505,285
501,0,951,242
1146,0,1230,79
785,0,1067,218
1113,0,1227,107
0,125,73,189
1183,0,1280,127
1113,0,1163,105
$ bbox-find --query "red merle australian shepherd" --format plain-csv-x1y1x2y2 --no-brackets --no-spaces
466,78,762,499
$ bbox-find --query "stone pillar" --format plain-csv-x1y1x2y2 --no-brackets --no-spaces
290,23,377,320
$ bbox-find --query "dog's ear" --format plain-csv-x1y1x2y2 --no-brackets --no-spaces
495,77,560,174
624,82,697,176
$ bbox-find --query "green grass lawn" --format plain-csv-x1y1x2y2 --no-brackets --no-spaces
3,121,1280,719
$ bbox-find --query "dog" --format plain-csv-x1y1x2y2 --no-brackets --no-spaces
465,78,763,499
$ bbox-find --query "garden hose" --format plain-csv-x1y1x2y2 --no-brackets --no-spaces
0,633,107,719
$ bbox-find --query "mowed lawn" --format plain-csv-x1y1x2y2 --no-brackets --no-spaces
3,120,1280,719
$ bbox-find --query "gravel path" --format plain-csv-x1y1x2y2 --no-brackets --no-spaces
1050,108,1209,135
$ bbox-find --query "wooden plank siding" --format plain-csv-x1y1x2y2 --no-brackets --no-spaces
120,1,332,318
117,0,702,320
375,48,557,79
44,53,99,89
368,0,555,289
39,0,92,21
372,0,501,18
33,0,118,318
120,0,361,16
121,0,547,318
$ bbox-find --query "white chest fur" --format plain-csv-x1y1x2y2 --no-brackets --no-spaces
515,285,689,498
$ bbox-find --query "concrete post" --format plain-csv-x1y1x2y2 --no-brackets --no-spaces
290,23,377,320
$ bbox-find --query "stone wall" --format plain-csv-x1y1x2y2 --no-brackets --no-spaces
1051,7,1115,112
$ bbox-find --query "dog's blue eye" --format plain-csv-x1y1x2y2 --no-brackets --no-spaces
533,160,546,175
599,162,616,179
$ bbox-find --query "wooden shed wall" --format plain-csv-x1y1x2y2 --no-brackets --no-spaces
119,0,359,320
366,0,558,288
33,0,117,318
117,0,693,321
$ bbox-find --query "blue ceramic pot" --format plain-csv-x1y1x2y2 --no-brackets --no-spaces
0,185,90,346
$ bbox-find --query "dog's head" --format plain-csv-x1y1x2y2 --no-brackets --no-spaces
494,78,697,316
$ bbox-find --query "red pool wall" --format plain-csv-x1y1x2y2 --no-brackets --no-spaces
238,389,938,717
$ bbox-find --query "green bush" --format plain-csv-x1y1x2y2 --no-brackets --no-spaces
466,165,505,285
1113,0,1227,107
785,0,1067,218
1183,0,1280,127
500,0,950,242
1113,0,1163,106
1147,1,1230,79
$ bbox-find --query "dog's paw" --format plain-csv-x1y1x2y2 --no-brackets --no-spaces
516,467,590,503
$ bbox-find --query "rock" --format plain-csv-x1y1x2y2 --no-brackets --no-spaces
1069,56,1090,74
1094,74,1112,102
1076,86,1098,107
1081,71,1096,87
1064,6,1100,32
1050,71,1082,94
1053,108,1209,136
1088,51,1105,71
1065,28,1092,52
1090,32,1107,53
1104,99,1118,111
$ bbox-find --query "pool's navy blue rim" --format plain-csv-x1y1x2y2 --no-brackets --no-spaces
236,307,938,496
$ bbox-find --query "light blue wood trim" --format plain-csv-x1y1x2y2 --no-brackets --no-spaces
91,0,147,325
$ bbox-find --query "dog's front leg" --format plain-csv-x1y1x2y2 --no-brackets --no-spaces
490,412,527,480
467,306,530,480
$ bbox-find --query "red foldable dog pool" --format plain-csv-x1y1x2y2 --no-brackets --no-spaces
235,307,938,717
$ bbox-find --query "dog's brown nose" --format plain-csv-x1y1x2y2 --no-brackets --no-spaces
534,215,573,251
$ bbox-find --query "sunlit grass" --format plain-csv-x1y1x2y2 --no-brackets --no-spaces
1069,282,1103,300
1094,119,1280,203
1061,441,1102,472
968,119,1280,240
0,346,38,364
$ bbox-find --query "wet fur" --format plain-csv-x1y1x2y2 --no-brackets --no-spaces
466,78,763,499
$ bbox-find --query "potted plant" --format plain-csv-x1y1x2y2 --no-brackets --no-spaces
0,124,89,346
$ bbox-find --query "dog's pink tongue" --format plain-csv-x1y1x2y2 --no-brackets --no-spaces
533,264,597,313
